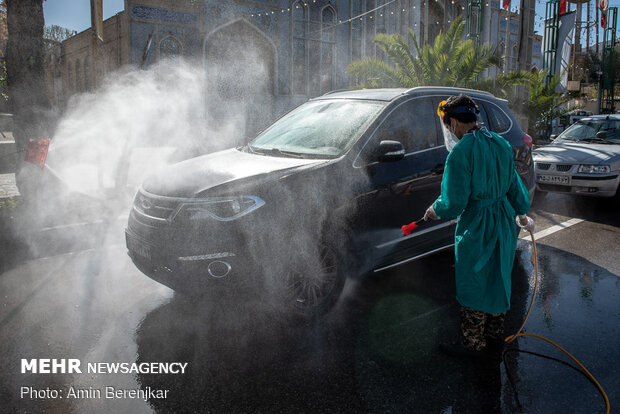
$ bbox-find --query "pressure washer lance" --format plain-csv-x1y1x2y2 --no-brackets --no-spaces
400,217,610,413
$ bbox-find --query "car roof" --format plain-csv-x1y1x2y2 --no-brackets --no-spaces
315,86,498,102
579,115,620,121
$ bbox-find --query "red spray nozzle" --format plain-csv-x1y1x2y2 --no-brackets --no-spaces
401,219,423,235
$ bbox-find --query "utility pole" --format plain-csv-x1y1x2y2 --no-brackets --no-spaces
517,0,536,71
596,1,599,54
587,0,590,53
516,0,536,131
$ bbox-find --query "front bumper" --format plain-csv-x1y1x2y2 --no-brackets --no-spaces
535,170,620,197
125,207,258,294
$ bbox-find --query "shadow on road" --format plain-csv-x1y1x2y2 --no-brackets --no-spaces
531,191,620,228
132,250,545,413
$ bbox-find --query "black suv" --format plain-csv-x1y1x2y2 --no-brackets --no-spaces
126,87,534,317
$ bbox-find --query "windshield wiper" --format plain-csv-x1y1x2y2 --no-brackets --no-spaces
271,148,305,158
247,145,304,158
579,138,613,144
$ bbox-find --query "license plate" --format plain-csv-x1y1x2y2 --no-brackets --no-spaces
537,174,569,185
127,235,152,260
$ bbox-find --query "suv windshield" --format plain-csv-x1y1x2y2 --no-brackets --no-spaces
248,99,386,158
555,119,620,144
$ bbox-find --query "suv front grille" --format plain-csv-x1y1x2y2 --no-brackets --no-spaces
555,164,572,172
536,163,551,170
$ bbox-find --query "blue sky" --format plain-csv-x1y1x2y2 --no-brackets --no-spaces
43,0,619,42
43,0,125,33
532,0,620,36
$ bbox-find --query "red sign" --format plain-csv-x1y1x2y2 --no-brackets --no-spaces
503,0,510,10
25,139,50,169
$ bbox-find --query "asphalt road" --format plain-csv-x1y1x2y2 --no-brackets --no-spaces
0,192,618,413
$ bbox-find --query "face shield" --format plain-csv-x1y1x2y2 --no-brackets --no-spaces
437,100,459,152
441,121,460,152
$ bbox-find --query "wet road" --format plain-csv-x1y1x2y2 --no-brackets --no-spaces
0,193,619,413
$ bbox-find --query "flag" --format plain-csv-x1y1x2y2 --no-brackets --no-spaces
556,11,576,92
599,0,608,28
560,0,567,14
25,139,50,168
503,0,510,10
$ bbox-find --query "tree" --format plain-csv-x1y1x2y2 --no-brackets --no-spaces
516,68,570,141
6,0,51,191
346,16,501,89
44,24,75,45
474,70,532,101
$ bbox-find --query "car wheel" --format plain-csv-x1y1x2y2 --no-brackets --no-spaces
282,242,346,319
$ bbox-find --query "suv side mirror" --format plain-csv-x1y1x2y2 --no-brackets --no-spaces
372,140,405,162
595,131,607,139
549,134,557,141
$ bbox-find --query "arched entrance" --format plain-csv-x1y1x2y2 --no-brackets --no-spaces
204,20,276,143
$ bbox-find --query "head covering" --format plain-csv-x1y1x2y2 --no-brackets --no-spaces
437,97,480,126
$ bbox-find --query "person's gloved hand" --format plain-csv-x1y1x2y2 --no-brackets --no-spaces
424,205,438,221
516,215,535,233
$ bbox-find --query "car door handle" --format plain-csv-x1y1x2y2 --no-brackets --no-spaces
431,164,445,174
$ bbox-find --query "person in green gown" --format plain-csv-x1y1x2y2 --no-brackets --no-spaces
423,94,534,353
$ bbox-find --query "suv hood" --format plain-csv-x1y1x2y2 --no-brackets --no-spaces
141,148,326,198
533,142,619,164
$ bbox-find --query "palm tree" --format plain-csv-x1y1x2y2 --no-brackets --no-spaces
516,68,570,141
347,15,501,89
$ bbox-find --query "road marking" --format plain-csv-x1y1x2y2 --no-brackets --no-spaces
39,216,127,232
519,218,584,241
40,220,105,232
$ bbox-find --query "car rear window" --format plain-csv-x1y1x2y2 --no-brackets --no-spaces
484,102,511,133
474,101,490,131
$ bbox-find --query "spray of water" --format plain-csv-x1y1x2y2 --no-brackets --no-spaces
47,59,246,202
8,55,280,261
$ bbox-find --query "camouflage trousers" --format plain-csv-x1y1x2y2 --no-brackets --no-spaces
460,306,506,352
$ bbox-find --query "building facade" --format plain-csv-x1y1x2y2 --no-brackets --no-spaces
46,0,535,135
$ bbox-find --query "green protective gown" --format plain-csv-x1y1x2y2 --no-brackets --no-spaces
432,128,530,315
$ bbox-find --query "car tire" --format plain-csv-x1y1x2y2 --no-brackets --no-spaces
281,240,346,320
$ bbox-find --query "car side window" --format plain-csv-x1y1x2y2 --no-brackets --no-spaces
373,98,438,153
474,101,490,131
485,102,511,133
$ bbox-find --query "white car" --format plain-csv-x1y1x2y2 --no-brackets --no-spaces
534,115,620,198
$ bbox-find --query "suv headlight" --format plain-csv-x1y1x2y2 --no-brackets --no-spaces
578,165,611,174
175,196,265,221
